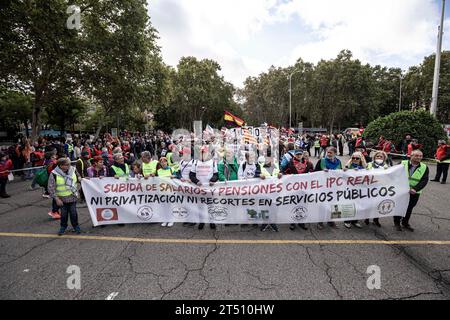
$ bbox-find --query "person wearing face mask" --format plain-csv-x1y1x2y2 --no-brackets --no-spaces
238,151,261,180
176,147,194,182
365,151,390,227
315,147,342,230
283,149,313,231
343,152,368,229
394,150,429,232
259,155,282,232
189,145,219,230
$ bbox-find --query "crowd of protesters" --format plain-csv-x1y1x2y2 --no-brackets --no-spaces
0,128,449,236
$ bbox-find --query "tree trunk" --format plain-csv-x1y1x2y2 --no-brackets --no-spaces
95,119,103,140
31,101,42,142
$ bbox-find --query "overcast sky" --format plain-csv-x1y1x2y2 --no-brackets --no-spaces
148,0,450,87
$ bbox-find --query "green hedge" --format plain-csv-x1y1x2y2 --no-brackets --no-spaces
363,111,447,158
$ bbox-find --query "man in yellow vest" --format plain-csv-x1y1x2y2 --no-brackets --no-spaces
48,157,81,236
395,150,429,232
141,151,158,178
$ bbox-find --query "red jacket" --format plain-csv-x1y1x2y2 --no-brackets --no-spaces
435,145,449,161
0,159,13,178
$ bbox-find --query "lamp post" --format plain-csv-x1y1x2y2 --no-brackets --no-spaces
289,70,301,129
431,0,446,116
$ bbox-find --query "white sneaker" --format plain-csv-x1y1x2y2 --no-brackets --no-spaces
167,222,174,227
344,222,352,229
161,222,167,227
353,222,362,229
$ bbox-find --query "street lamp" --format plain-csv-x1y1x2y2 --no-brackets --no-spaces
289,69,301,129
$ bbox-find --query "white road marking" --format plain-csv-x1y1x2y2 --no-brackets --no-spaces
23,269,29,272
106,292,119,300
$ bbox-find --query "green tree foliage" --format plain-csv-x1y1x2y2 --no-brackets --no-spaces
363,111,447,157
154,57,235,131
0,0,168,139
240,50,450,130
0,87,33,136
43,96,87,133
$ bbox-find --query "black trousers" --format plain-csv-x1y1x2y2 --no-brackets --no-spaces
434,162,449,182
60,202,79,229
394,193,420,226
0,177,7,195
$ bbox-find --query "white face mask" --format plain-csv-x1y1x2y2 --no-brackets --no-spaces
375,159,384,165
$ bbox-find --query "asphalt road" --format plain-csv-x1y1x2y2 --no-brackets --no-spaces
0,157,449,300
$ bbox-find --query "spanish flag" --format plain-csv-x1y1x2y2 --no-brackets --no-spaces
224,111,245,128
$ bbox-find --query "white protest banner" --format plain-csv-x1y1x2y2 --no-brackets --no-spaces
82,165,410,226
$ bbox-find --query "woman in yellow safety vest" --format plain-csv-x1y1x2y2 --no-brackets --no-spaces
47,157,81,236
141,151,158,178
109,153,130,179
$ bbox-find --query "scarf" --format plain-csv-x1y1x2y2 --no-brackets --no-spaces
324,157,341,170
53,166,78,195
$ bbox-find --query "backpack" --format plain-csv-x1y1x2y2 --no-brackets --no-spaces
34,165,50,187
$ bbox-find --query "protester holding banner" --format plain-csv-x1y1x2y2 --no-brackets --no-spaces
189,145,219,230
109,153,130,178
87,156,108,178
315,147,342,230
258,155,281,232
283,149,313,231
130,162,143,179
141,151,158,178
47,158,81,236
176,148,194,182
365,151,390,227
238,151,261,180
218,148,239,182
394,150,429,232
343,152,367,229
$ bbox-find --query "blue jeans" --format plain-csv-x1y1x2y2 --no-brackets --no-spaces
60,202,79,229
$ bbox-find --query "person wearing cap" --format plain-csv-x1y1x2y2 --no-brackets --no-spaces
109,153,130,178
431,140,450,184
394,150,429,232
47,157,82,236
315,146,342,230
189,145,219,230
0,152,13,198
